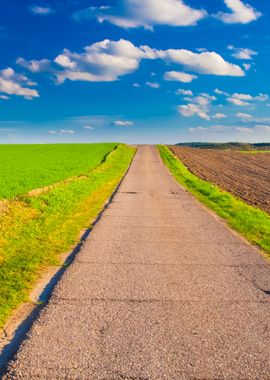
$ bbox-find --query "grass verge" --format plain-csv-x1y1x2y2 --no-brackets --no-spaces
158,145,270,256
0,144,135,328
240,150,270,154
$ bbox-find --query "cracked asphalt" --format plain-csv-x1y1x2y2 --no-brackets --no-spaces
4,145,270,379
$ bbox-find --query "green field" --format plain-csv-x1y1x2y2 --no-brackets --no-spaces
0,143,135,328
158,145,270,257
0,143,118,199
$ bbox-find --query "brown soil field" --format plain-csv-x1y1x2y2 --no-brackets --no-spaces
169,146,270,214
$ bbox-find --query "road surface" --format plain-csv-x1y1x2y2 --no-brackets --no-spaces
4,146,270,379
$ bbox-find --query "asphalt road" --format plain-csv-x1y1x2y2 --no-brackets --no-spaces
4,146,270,379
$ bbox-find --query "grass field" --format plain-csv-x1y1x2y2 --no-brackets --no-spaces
0,143,135,328
158,145,270,257
0,143,118,199
241,150,270,154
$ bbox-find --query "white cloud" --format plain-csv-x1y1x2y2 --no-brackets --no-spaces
227,92,269,106
49,129,75,135
228,45,257,60
189,126,206,132
196,48,208,53
59,129,75,134
83,125,94,130
72,6,110,21
179,103,210,119
161,49,244,76
133,83,141,87
229,124,270,135
178,95,213,120
54,39,146,83
232,93,252,100
236,112,253,120
164,71,197,83
243,63,251,71
176,89,193,96
214,88,229,96
30,6,53,15
113,120,134,126
17,57,51,73
212,113,227,119
178,94,230,121
80,0,207,30
189,125,228,133
18,39,245,85
0,67,39,99
255,93,269,102
199,93,217,101
216,0,261,24
0,95,9,100
146,81,160,88
227,97,250,106
227,93,252,107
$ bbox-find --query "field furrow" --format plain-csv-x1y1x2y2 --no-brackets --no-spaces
169,146,270,213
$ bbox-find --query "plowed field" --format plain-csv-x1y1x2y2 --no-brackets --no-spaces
169,146,270,214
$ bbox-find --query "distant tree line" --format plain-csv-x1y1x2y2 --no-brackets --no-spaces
176,142,270,150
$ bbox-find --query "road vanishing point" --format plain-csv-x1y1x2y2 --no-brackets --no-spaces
4,146,270,379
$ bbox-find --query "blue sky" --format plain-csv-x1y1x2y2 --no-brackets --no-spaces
0,0,270,144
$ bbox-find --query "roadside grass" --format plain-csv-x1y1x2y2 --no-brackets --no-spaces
0,144,135,328
158,145,270,256
0,143,118,199
240,150,270,154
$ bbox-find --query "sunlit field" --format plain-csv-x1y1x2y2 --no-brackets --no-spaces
0,143,135,327
0,143,118,199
